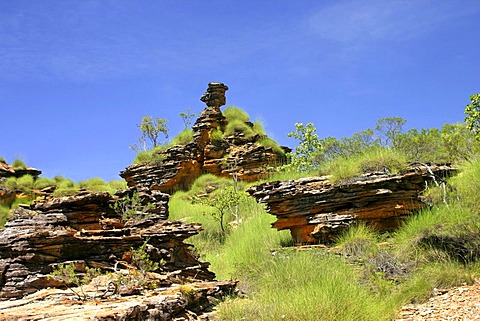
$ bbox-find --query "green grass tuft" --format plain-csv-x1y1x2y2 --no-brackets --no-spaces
258,137,285,155
224,119,255,138
170,129,193,146
223,106,250,123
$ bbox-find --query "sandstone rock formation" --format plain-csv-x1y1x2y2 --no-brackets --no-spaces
0,189,216,300
0,160,42,179
121,82,288,193
247,164,456,244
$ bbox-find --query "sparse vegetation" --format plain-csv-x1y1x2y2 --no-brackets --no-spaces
170,129,194,145
223,106,250,123
11,158,26,170
110,191,155,221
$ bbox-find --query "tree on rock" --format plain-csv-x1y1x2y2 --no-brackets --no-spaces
137,116,169,151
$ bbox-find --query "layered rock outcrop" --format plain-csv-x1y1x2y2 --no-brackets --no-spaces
0,160,42,179
120,82,288,193
247,165,456,244
0,189,215,300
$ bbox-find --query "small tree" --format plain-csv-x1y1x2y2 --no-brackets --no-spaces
198,186,246,236
111,192,155,221
285,122,322,171
375,117,406,148
48,262,103,300
137,116,169,151
465,94,480,140
179,108,195,130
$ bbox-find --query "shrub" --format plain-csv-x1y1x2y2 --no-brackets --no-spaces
11,196,33,208
335,222,378,259
0,206,10,227
110,192,155,221
210,127,224,143
12,158,26,170
48,262,104,300
449,158,480,212
189,174,232,196
33,177,56,190
53,178,79,197
358,147,408,174
0,157,6,163
3,177,17,191
170,129,193,146
252,121,266,136
223,106,250,123
107,180,127,193
78,177,108,192
258,137,285,155
133,145,167,164
224,119,255,138
16,174,35,192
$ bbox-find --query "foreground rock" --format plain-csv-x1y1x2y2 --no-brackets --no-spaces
0,190,216,300
121,82,288,193
247,164,456,244
0,280,236,320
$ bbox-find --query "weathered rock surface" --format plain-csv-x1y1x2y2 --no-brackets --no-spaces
120,82,287,193
0,161,42,179
0,190,215,300
0,280,236,321
247,165,457,244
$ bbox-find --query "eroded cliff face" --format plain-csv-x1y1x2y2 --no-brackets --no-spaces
120,82,288,193
247,165,457,244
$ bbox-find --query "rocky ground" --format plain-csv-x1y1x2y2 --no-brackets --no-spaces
397,280,480,320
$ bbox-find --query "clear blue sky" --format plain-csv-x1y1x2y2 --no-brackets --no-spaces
1,1,479,182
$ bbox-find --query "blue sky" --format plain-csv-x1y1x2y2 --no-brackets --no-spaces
1,1,479,182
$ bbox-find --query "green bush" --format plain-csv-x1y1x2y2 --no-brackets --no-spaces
16,174,35,192
0,157,6,163
335,222,378,259
449,158,480,212
11,196,33,209
0,206,10,227
133,146,167,164
107,180,127,192
53,178,79,197
189,174,232,196
258,137,285,155
11,158,26,170
3,177,17,191
224,119,255,138
33,177,56,190
210,128,224,143
79,177,108,192
171,129,193,146
223,106,250,123
358,147,408,174
252,121,266,136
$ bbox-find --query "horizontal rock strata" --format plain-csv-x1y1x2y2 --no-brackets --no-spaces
247,165,456,244
0,280,237,320
0,190,214,300
120,82,287,193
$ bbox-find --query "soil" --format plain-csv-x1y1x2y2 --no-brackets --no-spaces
397,280,480,320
